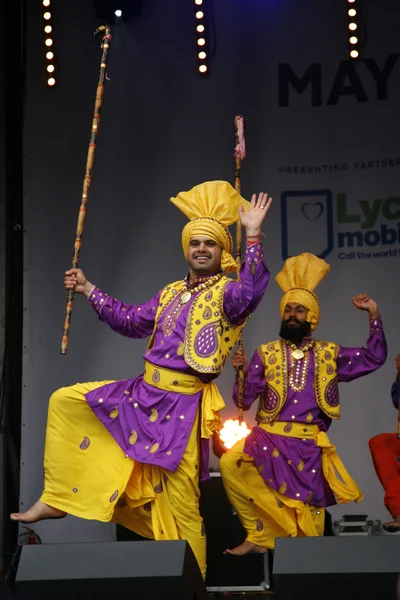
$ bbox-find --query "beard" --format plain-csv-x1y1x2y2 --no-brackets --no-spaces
279,318,311,344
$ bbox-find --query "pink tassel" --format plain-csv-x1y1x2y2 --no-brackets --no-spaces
234,116,246,160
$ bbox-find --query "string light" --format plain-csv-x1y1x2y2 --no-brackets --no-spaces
348,0,359,59
43,1,57,86
194,0,209,75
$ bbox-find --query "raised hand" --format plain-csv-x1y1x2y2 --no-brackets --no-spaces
239,192,272,237
352,293,380,320
232,346,248,372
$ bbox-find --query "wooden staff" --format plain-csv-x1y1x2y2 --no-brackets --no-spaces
234,115,246,422
60,25,112,355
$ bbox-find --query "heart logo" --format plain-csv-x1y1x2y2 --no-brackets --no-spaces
301,202,324,221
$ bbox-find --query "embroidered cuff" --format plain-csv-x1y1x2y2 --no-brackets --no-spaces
369,316,382,334
88,287,110,315
245,241,264,265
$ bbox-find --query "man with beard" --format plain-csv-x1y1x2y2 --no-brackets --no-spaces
10,181,272,579
220,252,387,555
369,353,400,533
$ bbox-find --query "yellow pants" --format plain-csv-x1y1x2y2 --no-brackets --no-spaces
219,439,325,548
40,382,207,578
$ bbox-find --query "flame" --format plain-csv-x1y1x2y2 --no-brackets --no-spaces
219,418,251,449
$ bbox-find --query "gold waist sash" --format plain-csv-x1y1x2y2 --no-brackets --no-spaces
143,361,225,439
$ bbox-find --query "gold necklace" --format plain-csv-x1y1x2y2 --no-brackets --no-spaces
180,273,222,304
284,339,314,360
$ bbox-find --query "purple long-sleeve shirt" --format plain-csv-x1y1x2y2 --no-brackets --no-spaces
233,317,387,506
85,242,269,480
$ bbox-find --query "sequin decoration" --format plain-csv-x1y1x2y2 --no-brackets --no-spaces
276,497,284,508
110,407,119,419
236,458,243,468
79,436,91,450
152,370,160,384
154,482,163,493
297,460,305,472
279,482,287,494
272,448,280,458
177,342,185,356
144,502,152,511
256,519,264,531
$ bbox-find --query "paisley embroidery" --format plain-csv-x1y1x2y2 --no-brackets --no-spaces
129,430,138,445
203,307,212,320
110,407,119,419
326,377,339,406
79,436,90,450
194,321,221,357
110,490,119,503
149,409,158,423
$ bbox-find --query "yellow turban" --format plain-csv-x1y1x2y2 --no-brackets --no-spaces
275,253,330,331
170,181,250,273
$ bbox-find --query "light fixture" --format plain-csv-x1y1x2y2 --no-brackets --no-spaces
194,0,209,75
44,4,57,86
348,0,359,59
115,9,122,17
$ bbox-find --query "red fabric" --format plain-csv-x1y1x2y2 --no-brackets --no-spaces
369,433,400,518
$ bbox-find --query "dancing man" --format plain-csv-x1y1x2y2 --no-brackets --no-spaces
220,252,387,555
11,181,272,578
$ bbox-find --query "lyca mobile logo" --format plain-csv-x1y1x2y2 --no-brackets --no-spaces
281,190,400,260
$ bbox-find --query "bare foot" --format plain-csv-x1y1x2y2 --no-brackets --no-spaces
224,540,267,556
383,515,400,533
10,500,66,523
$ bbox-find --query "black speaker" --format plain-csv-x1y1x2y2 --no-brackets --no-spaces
273,536,400,600
0,570,15,599
15,540,207,600
200,474,271,589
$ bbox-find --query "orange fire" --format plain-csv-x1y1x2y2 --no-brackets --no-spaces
219,418,252,449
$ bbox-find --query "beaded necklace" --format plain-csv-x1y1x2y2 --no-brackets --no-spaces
284,339,315,392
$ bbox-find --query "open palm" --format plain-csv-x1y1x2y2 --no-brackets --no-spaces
239,192,272,234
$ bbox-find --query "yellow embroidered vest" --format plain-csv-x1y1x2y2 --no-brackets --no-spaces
255,339,340,423
148,276,247,374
